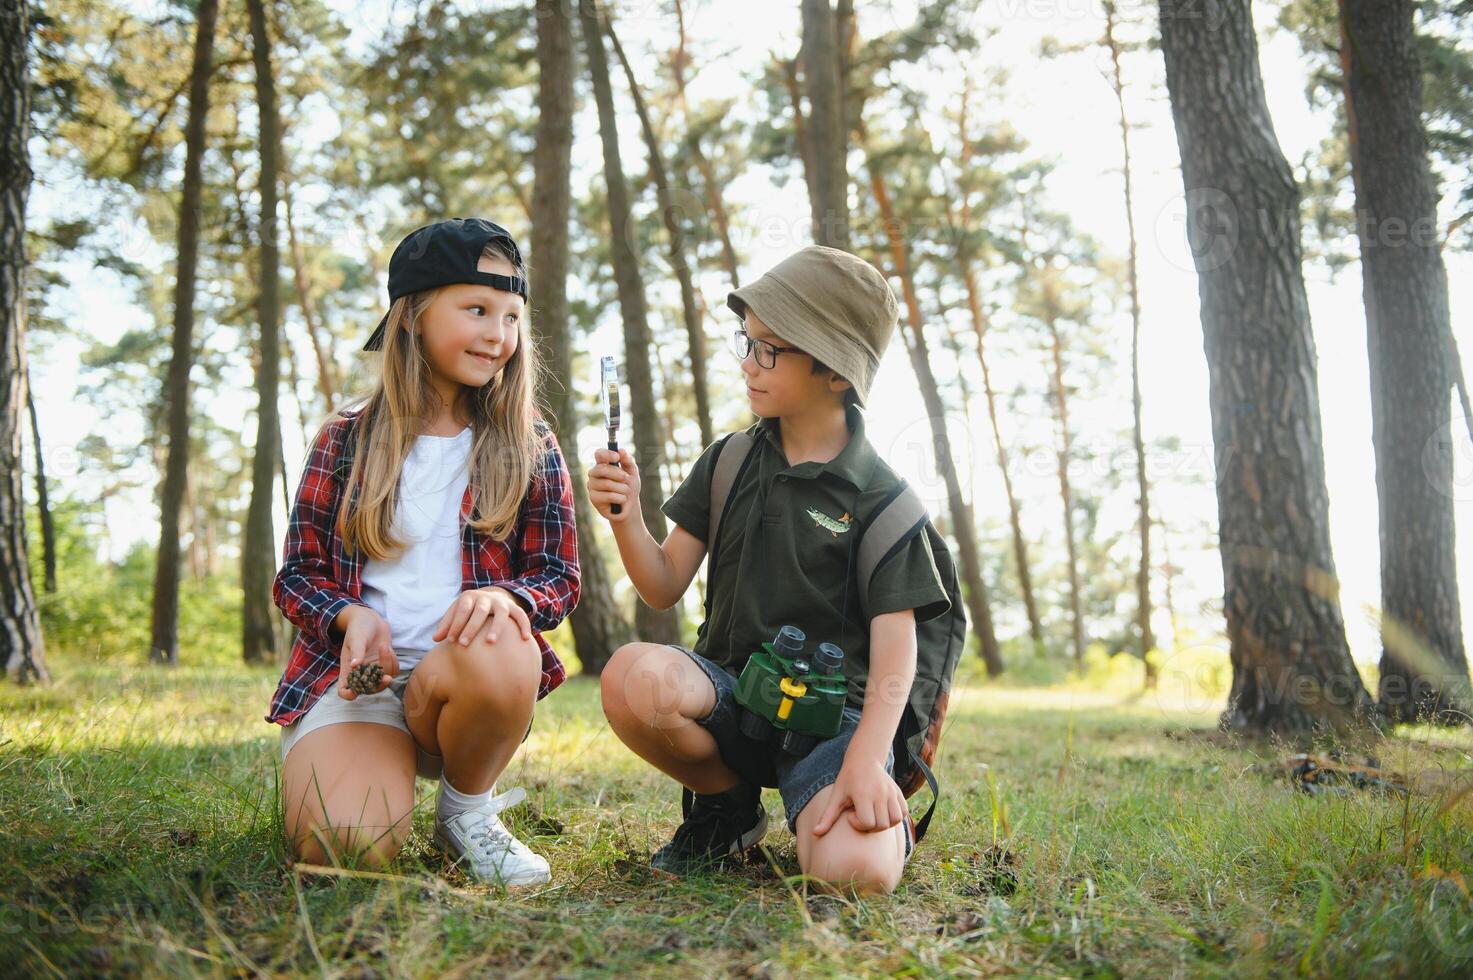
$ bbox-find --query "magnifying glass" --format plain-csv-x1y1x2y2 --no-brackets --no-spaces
601,356,623,515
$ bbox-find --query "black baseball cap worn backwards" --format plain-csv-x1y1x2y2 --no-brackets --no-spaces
363,217,528,352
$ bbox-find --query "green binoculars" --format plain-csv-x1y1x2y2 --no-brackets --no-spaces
734,626,848,757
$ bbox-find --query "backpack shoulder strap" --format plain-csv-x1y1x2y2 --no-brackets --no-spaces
708,430,758,549
910,753,941,843
703,430,761,619
856,480,930,613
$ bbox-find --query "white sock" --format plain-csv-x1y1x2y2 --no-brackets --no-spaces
437,776,492,823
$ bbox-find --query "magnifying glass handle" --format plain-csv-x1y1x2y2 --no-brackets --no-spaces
608,437,623,515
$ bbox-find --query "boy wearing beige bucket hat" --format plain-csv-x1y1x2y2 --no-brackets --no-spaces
586,245,950,895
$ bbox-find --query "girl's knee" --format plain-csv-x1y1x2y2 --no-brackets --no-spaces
448,632,540,701
290,820,406,869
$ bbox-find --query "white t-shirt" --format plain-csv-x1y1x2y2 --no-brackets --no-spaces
360,425,472,670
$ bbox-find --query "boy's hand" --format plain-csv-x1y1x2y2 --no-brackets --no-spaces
337,605,398,699
433,586,533,649
812,755,908,836
587,447,642,525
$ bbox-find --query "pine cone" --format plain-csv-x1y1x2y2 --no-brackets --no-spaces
345,661,384,695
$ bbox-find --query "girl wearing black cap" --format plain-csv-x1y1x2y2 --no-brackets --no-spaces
267,219,581,886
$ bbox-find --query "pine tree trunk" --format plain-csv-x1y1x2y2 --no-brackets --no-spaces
242,0,285,665
185,471,202,583
148,0,218,667
800,0,849,248
24,366,54,594
283,182,337,413
953,84,1044,653
578,0,679,646
780,57,819,220
961,267,1044,655
1104,1,1157,686
1159,0,1375,733
607,22,714,448
1158,517,1182,651
533,0,631,676
282,328,309,451
671,0,742,289
935,310,979,509
1040,279,1087,669
869,164,1003,677
1339,0,1470,724
0,0,47,685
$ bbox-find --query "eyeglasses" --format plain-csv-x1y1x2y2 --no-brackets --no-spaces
730,328,802,370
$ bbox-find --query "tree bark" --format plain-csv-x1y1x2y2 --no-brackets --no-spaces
148,0,218,667
578,0,679,645
242,0,286,664
1104,1,1158,687
800,0,849,248
1158,516,1182,651
671,3,742,288
953,82,1044,654
282,329,309,469
868,162,1003,677
1038,273,1088,669
1339,0,1470,724
533,0,632,676
24,366,54,594
779,56,819,220
1159,0,1375,733
607,21,714,448
283,180,337,413
0,0,46,685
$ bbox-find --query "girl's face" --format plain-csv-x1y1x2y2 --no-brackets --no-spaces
739,310,849,417
413,253,524,398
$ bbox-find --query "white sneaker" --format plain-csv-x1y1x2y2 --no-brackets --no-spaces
434,786,550,886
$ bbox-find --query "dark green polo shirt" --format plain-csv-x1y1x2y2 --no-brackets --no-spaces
662,402,950,712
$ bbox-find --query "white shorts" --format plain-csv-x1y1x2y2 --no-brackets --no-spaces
280,668,445,779
278,662,533,780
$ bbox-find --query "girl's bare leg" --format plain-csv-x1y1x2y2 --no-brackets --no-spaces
281,722,417,867
402,631,541,794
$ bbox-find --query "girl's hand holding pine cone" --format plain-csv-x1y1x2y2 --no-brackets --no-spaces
336,604,398,699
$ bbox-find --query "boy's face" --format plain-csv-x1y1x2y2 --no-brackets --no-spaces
739,310,851,417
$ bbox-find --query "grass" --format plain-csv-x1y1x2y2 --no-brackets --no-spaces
2,647,1472,978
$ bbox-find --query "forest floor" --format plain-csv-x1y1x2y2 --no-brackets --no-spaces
4,647,1472,978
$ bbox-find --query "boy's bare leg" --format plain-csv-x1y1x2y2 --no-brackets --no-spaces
282,722,418,867
600,642,745,794
402,631,541,794
794,784,908,896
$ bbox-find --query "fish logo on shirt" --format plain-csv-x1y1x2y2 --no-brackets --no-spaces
807,508,853,536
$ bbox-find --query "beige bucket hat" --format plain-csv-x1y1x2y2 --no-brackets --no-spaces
726,245,899,406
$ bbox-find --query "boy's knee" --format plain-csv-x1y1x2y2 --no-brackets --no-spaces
600,642,659,716
599,644,633,713
802,847,900,896
604,643,697,725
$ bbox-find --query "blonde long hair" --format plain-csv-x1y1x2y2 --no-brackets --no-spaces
332,238,544,559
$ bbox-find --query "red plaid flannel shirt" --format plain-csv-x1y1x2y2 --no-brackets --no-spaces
266,408,580,726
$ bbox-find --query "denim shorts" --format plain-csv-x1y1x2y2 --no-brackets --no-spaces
673,644,913,858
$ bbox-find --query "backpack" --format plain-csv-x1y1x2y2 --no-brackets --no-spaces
706,430,968,843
